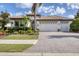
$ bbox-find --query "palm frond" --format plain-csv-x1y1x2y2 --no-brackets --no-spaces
31,3,37,13
37,3,42,7
31,3,42,13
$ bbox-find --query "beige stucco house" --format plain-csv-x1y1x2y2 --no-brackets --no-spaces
2,13,73,32
27,13,73,32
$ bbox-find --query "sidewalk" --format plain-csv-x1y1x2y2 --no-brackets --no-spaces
0,40,38,44
0,52,79,56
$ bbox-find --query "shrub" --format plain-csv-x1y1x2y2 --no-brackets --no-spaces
27,29,33,33
27,27,32,30
18,30,25,34
26,29,34,35
70,18,79,32
13,31,18,34
4,28,15,34
70,10,79,32
18,27,24,30
0,29,4,32
5,29,9,33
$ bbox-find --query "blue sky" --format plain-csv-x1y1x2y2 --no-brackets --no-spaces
0,3,79,18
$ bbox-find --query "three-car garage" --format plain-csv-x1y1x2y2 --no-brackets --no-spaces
36,16,72,32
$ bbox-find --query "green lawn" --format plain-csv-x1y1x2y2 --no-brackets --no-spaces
3,34,38,40
0,44,32,52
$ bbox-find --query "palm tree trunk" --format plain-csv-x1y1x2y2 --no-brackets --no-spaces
32,3,41,31
33,4,37,31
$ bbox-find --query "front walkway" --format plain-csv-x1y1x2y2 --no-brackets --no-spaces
0,40,37,44
25,32,79,53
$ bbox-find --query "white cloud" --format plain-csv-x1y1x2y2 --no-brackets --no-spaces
71,4,79,9
55,7,66,15
68,15,75,18
67,3,79,9
25,10,32,14
43,7,49,13
9,12,13,16
49,8,54,13
37,6,42,13
15,12,23,16
38,8,41,13
16,3,33,8
50,12,55,15
38,6,48,13
38,6,66,16
51,6,54,8
50,7,66,16
38,6,54,13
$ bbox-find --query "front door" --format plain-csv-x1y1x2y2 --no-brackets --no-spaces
15,21,19,27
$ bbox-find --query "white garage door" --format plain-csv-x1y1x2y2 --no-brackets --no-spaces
38,21,58,32
60,21,69,32
61,24,69,32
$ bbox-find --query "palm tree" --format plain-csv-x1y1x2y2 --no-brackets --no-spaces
31,3,42,31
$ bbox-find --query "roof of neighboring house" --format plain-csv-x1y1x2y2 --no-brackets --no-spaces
9,16,24,19
9,16,24,20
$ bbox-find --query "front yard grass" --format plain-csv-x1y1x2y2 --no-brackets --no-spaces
3,34,38,40
0,44,32,52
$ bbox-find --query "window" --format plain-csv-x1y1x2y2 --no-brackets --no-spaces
60,21,69,24
11,22,13,24
39,21,48,24
52,21,58,24
39,21,58,24
15,21,19,27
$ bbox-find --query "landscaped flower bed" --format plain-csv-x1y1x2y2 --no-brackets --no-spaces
0,26,39,40
0,32,5,35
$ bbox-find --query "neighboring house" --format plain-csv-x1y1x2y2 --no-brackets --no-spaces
5,16,31,28
0,13,73,32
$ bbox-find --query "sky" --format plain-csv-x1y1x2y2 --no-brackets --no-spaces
0,3,79,18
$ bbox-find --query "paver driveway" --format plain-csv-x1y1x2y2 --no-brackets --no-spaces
25,32,79,53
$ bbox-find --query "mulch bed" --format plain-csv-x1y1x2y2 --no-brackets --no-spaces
0,32,6,39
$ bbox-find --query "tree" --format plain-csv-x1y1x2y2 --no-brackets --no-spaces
31,3,42,31
0,11,10,30
70,10,79,32
22,16,30,27
75,9,79,18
